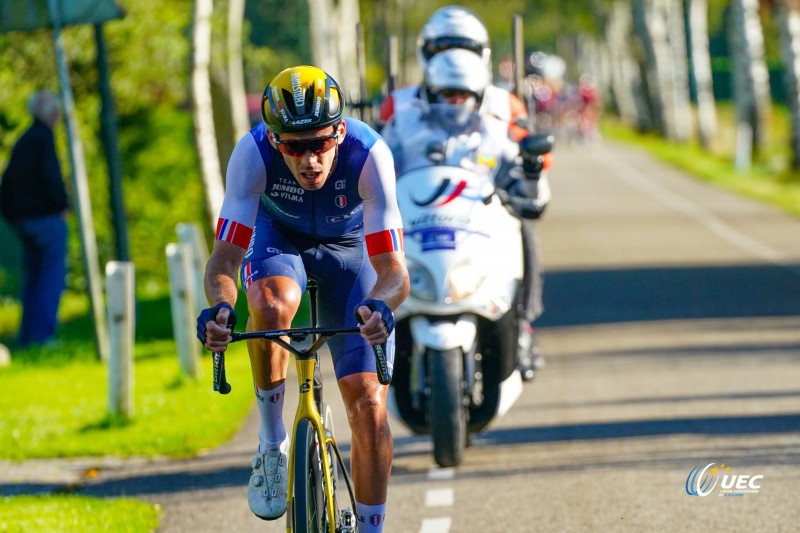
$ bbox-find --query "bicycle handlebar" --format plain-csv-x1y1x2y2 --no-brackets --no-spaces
212,325,391,394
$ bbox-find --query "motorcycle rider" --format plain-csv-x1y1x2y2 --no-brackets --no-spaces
380,48,551,379
378,5,550,377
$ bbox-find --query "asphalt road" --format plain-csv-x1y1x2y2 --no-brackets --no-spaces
3,138,799,532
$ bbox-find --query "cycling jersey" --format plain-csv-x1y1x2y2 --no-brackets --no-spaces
215,117,403,379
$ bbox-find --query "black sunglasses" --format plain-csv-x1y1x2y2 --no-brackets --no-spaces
274,131,339,157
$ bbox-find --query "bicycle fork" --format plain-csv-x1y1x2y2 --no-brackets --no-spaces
287,356,338,533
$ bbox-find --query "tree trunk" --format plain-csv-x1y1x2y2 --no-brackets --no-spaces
728,0,772,161
227,0,250,142
688,0,718,150
633,0,690,141
192,0,225,230
774,0,800,169
666,0,692,142
308,0,362,108
607,1,649,129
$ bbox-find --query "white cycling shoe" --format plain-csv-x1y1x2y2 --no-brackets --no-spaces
248,447,288,520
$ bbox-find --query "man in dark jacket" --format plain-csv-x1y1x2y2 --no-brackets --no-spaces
0,90,69,346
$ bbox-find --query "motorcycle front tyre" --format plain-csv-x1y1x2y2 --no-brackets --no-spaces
428,348,467,467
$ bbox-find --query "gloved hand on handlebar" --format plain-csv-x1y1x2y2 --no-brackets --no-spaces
354,299,394,385
196,302,238,350
353,298,395,342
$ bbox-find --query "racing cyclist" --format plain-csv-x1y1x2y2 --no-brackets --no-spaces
197,65,409,533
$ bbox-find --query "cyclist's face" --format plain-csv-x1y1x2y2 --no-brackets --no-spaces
271,122,345,191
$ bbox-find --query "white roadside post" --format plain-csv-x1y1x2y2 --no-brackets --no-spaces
176,222,210,315
106,261,135,418
166,242,201,379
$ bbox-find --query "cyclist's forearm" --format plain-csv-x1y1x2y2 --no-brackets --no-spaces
367,253,410,310
204,242,245,306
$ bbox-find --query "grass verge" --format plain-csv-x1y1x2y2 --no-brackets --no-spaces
0,495,160,533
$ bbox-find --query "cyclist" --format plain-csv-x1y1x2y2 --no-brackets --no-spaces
378,6,552,376
197,65,409,532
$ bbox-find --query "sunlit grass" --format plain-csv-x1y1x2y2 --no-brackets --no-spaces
0,495,160,533
0,339,253,460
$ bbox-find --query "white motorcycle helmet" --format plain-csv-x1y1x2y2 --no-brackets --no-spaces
416,5,491,70
423,48,490,131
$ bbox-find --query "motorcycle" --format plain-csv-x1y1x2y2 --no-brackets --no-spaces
390,134,551,467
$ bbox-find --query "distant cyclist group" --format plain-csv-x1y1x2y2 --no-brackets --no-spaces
196,4,557,531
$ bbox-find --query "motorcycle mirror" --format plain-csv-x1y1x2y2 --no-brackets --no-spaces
520,133,554,157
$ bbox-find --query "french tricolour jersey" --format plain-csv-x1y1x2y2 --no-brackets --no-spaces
216,117,404,256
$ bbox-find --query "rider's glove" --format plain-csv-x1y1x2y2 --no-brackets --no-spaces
353,298,395,336
196,302,238,345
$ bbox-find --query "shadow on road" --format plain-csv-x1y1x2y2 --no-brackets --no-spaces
474,413,800,446
537,263,800,328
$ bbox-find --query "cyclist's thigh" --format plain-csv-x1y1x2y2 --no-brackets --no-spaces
241,211,308,292
303,232,393,379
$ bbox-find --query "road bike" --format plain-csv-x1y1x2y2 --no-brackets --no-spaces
212,280,389,532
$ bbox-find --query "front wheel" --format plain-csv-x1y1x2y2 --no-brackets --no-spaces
427,348,467,467
292,419,323,533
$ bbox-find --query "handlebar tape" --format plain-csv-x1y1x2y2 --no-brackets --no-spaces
213,351,232,394
353,305,392,386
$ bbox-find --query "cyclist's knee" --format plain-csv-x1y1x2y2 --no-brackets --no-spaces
246,277,302,326
340,378,389,435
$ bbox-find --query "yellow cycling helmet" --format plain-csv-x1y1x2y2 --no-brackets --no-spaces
261,65,345,134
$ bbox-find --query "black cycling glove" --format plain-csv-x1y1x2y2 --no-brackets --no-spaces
196,302,238,345
353,298,395,335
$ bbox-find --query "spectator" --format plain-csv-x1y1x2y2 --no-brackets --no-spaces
0,90,69,347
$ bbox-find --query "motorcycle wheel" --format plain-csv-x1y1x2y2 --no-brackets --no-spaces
427,348,467,467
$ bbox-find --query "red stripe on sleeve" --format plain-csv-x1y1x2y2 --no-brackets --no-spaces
365,229,402,257
231,223,253,249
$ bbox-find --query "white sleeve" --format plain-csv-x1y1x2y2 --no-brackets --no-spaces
358,139,405,256
215,135,265,248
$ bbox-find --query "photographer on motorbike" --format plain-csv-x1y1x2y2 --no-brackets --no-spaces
381,48,551,380
378,5,552,378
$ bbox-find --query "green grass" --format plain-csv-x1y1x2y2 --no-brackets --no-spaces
0,495,160,533
0,291,257,459
0,340,254,460
600,105,800,220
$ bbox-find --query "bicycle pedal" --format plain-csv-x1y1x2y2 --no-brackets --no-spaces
339,509,356,532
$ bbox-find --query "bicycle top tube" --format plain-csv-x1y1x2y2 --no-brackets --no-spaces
231,326,361,359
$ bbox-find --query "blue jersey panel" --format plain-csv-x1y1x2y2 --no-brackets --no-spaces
250,118,381,238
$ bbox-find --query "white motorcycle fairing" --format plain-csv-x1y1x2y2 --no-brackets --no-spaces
390,164,525,442
396,165,523,321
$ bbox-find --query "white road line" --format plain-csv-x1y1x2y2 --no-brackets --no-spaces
597,151,790,265
425,487,454,507
419,517,452,533
427,467,455,480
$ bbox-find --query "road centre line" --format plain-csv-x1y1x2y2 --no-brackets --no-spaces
425,487,454,507
419,517,452,533
427,467,455,480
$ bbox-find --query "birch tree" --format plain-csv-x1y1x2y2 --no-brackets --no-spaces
308,0,362,109
632,0,691,141
606,1,650,130
688,0,718,150
227,0,250,142
774,0,800,169
192,0,225,230
728,0,772,163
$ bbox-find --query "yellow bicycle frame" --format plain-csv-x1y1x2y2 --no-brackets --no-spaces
286,352,338,533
